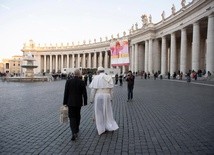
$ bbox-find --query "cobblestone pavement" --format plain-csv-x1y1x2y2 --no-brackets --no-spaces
0,77,214,155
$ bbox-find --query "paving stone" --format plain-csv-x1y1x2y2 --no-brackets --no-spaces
0,78,214,154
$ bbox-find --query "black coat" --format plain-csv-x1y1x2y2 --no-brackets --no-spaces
126,75,135,89
63,76,87,107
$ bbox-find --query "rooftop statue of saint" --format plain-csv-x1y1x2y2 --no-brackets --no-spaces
141,14,148,26
149,14,152,23
135,23,138,30
129,29,131,34
171,4,176,15
131,24,134,31
117,33,119,38
181,0,186,8
161,11,165,21
123,31,126,37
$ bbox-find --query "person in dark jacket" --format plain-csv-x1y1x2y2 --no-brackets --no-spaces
63,69,87,141
126,70,135,102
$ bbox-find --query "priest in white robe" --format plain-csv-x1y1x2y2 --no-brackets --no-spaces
89,66,119,135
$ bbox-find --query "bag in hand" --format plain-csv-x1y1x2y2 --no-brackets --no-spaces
60,105,68,123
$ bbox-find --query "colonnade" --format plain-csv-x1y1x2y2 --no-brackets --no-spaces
23,0,214,76
130,13,214,75
38,50,111,73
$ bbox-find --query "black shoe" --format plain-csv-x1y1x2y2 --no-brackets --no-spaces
71,133,78,141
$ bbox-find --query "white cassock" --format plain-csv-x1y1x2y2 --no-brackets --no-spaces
89,73,119,135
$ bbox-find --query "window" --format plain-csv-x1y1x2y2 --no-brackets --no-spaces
6,63,9,69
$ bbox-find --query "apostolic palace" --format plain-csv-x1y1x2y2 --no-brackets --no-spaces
1,0,214,76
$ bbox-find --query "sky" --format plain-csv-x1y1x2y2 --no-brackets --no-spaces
0,0,192,60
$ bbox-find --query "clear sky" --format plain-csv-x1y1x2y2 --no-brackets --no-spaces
0,0,192,60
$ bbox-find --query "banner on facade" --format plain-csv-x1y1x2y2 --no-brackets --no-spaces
110,38,129,66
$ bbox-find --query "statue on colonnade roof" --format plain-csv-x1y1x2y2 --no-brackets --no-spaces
171,4,176,15
123,31,126,37
161,11,165,21
181,0,186,8
141,14,148,26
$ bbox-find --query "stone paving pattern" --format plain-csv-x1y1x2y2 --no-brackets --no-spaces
0,77,214,155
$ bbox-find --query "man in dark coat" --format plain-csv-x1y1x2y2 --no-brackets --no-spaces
63,69,87,141
126,70,135,102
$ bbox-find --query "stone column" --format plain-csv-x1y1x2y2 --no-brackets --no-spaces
104,51,108,68
50,55,52,73
88,53,91,68
77,54,80,68
138,44,144,72
37,55,41,73
180,28,187,74
145,40,148,72
148,39,153,73
161,36,167,75
110,51,112,68
83,53,86,68
61,55,63,71
99,51,103,67
67,54,69,68
153,39,160,72
56,55,58,72
134,43,138,73
122,65,125,73
170,32,177,74
44,55,46,72
192,22,200,71
131,44,135,71
72,54,75,68
94,52,97,68
206,14,214,74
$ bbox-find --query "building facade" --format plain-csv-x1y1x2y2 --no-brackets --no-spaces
21,0,214,76
1,56,22,75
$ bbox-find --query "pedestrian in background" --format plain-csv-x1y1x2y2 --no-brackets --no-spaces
89,66,119,135
63,69,87,141
115,74,119,85
126,70,135,102
119,74,123,86
88,72,93,84
186,72,191,84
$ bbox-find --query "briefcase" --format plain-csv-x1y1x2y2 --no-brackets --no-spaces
60,105,68,123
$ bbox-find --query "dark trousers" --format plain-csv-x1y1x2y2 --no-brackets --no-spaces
128,87,133,100
68,106,81,135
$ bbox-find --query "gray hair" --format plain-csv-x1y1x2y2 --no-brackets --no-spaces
74,69,81,76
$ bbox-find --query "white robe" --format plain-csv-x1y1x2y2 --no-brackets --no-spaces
89,73,119,135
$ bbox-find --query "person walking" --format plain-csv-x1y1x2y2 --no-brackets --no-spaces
63,69,87,141
186,72,191,84
115,74,119,85
119,74,123,86
126,70,135,102
84,74,88,86
88,72,93,84
89,66,119,135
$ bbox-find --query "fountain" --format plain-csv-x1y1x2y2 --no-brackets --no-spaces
21,52,38,78
6,53,49,82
